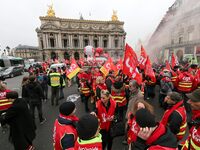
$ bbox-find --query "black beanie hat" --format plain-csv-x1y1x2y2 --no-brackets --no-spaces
77,114,99,140
59,102,75,116
113,81,123,89
135,108,156,128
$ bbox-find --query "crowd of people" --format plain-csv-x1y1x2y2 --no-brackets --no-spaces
52,60,200,150
0,59,200,150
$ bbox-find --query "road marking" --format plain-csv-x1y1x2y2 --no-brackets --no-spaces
66,94,80,102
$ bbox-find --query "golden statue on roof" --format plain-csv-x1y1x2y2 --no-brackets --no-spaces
112,10,118,21
47,4,55,17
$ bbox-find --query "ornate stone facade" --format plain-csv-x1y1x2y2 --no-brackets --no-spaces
148,0,200,63
36,8,126,61
14,45,40,60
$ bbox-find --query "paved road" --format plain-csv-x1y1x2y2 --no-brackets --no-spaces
0,74,164,150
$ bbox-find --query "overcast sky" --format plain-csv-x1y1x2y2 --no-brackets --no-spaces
0,0,175,50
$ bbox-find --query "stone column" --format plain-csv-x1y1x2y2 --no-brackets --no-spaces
55,34,59,48
69,35,73,48
46,33,49,49
42,34,46,49
99,36,102,47
57,33,62,49
79,35,83,49
108,35,112,49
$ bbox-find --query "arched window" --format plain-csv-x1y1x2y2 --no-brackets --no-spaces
84,39,89,47
73,39,79,48
51,52,57,60
49,33,56,48
64,52,70,60
50,38,55,47
74,52,80,60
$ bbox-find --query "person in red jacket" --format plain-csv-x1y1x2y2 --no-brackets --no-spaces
182,89,200,150
91,90,117,150
127,100,154,149
0,81,11,112
132,108,178,150
75,114,102,150
111,81,128,121
53,101,79,150
79,72,91,112
161,92,187,147
177,68,197,114
176,68,196,93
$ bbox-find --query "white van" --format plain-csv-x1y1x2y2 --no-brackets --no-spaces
50,63,66,70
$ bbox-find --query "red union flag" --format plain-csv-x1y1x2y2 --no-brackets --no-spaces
123,44,142,84
165,60,171,71
171,53,179,69
100,57,113,76
145,56,156,82
139,45,147,70
66,59,80,79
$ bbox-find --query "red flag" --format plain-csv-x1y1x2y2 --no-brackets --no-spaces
139,45,148,70
123,44,142,84
145,56,156,82
66,59,80,79
100,57,113,76
165,60,171,71
171,53,179,69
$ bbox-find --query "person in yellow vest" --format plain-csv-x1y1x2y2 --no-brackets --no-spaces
48,68,63,106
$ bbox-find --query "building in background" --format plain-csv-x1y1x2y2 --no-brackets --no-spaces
148,0,200,64
36,5,126,61
14,45,40,60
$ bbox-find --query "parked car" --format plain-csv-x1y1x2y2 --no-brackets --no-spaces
1,66,23,78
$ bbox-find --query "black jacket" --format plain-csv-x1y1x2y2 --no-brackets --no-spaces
24,81,44,103
0,98,36,150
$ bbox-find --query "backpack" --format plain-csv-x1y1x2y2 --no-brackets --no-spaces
160,80,171,93
37,74,44,84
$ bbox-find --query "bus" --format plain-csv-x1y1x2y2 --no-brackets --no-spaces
0,56,25,68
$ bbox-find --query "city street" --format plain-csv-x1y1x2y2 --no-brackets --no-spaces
0,74,164,150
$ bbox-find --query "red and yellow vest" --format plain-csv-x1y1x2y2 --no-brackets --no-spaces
0,90,12,112
182,111,200,150
177,72,194,93
111,89,127,107
96,99,116,131
171,71,178,87
161,101,187,141
80,81,90,96
74,134,102,150
175,107,187,141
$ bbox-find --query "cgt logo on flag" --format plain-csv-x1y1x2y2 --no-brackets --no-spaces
100,57,113,76
123,44,142,84
66,59,80,79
